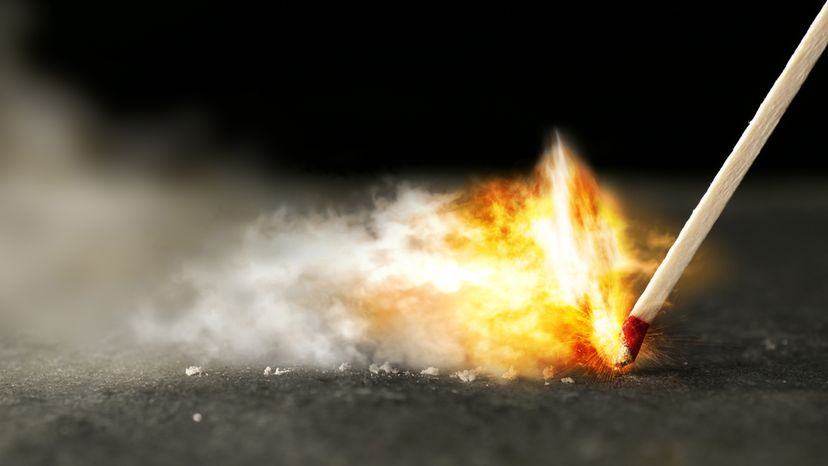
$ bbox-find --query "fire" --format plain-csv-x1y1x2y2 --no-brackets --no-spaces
446,143,638,375
132,138,652,377
358,141,643,377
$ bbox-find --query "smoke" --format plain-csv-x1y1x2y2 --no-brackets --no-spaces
131,185,475,367
0,81,476,368
0,9,475,369
0,4,668,375
0,79,467,369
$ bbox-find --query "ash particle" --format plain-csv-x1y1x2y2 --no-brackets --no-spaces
369,362,398,375
380,362,398,374
453,369,478,383
192,413,202,422
561,377,575,384
338,363,351,372
420,367,440,376
264,367,290,376
185,366,203,376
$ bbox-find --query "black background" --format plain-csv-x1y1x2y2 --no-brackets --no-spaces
25,1,828,175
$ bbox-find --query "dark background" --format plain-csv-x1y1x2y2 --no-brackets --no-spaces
24,1,828,175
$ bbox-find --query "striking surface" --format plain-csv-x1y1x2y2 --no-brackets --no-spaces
2,178,827,466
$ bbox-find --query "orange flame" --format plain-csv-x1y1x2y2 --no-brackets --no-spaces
357,141,648,378
447,143,639,374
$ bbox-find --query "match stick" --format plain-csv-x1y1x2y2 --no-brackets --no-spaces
615,2,828,368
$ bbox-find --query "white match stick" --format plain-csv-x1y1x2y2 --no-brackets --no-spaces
616,2,828,367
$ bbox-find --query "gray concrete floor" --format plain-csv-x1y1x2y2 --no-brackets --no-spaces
2,177,828,465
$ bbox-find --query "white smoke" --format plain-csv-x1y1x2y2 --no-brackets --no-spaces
132,186,471,368
0,15,477,369
0,5,664,374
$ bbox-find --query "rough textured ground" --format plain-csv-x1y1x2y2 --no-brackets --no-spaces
1,178,827,465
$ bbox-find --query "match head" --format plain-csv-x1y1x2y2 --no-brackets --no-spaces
614,315,651,368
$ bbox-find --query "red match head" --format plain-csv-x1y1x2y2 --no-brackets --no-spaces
614,315,650,368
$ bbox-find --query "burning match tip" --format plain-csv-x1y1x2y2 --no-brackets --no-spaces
613,315,651,368
614,343,635,368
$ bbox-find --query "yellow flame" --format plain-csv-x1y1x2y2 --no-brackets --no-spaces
357,141,646,377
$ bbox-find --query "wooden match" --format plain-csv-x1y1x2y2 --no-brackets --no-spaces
615,2,828,368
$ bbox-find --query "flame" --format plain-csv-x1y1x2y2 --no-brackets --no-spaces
357,141,643,377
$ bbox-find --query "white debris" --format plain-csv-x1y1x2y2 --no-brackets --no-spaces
192,413,202,422
453,369,478,383
266,367,290,376
763,338,777,351
379,361,399,374
501,367,517,381
185,366,203,376
420,367,440,376
561,377,575,384
263,366,272,376
369,362,398,375
338,362,351,372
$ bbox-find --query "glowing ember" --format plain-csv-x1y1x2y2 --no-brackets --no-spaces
357,142,642,377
